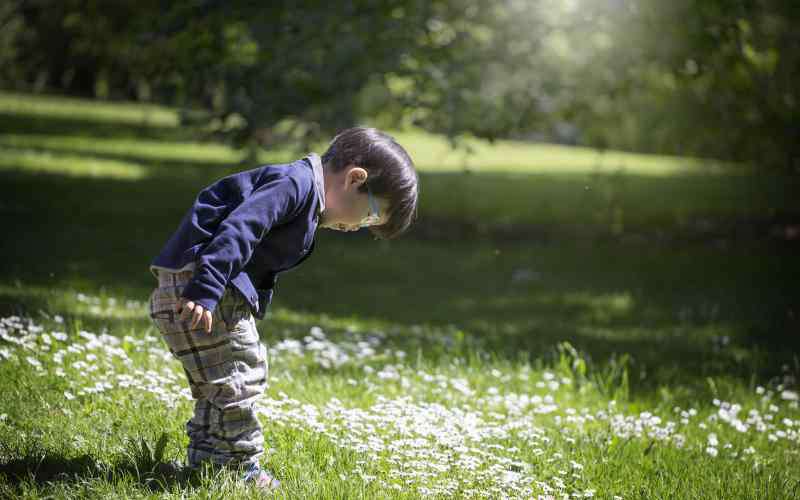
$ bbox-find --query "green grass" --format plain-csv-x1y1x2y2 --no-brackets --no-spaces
0,91,798,498
0,91,717,174
3,91,798,237
0,147,148,180
0,91,180,127
0,91,739,174
392,129,730,175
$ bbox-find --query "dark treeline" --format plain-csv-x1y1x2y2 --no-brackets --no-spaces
1,0,797,171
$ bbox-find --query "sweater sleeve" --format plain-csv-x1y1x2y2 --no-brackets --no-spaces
179,172,301,313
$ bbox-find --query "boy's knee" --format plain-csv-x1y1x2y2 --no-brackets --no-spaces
203,374,262,410
204,379,245,409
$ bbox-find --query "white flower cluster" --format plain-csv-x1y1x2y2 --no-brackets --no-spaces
1,315,45,351
0,315,189,410
72,293,145,317
257,393,564,498
603,411,677,442
271,326,403,370
708,398,800,444
2,314,799,499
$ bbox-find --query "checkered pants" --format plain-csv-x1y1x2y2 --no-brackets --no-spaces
148,269,268,468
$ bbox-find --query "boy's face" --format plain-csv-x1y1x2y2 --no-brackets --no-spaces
319,165,389,232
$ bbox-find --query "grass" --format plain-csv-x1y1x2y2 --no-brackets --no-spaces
0,91,180,127
0,91,798,498
2,91,798,234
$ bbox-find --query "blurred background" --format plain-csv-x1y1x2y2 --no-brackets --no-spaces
2,0,799,168
0,0,798,397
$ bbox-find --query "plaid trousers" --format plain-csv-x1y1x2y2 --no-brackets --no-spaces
148,268,269,468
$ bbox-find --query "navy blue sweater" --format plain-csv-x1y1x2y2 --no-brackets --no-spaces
150,154,325,320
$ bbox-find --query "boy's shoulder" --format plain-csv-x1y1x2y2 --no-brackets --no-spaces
254,155,317,196
219,155,316,203
204,155,321,210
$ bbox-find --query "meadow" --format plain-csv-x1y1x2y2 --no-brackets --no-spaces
0,91,798,499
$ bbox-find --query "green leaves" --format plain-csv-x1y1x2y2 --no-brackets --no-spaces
558,341,630,402
124,431,169,478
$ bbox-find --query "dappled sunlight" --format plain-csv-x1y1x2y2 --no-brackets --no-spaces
0,284,147,320
0,147,147,180
0,87,738,179
413,170,799,232
0,91,179,127
448,289,683,336
394,129,729,176
267,306,393,336
0,133,285,166
453,290,635,320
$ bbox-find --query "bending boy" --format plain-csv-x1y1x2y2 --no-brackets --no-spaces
147,127,418,487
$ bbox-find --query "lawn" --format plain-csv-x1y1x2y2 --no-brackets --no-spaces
0,92,798,498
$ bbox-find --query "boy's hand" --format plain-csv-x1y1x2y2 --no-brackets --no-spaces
176,298,213,334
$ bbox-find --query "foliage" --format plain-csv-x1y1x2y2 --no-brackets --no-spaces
1,1,462,151
124,433,169,479
0,1,798,168
571,0,800,172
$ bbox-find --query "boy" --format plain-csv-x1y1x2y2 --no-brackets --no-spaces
147,127,418,488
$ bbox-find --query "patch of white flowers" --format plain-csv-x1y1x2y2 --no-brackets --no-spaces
0,314,189,409
1,312,799,499
73,293,145,317
271,325,403,369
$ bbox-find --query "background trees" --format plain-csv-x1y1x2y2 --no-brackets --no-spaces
1,0,797,170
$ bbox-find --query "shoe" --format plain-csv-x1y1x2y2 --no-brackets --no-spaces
155,459,191,482
242,462,281,490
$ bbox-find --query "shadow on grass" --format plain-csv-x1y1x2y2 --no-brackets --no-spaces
0,444,191,493
0,457,203,495
0,433,267,494
1,452,102,485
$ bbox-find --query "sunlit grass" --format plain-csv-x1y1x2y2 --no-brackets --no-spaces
0,129,724,177
0,131,308,167
0,91,179,127
3,91,787,233
0,91,737,177
0,147,147,180
392,129,736,176
0,134,252,166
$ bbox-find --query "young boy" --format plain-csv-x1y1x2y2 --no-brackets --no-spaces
147,127,418,488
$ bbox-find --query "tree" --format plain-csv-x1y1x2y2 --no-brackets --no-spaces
568,0,800,171
2,1,797,171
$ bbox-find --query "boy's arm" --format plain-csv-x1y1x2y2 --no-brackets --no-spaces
180,173,302,316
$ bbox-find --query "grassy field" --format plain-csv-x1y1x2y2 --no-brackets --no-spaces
0,91,798,498
2,91,798,235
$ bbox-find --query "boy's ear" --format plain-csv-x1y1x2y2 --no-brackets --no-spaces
345,166,368,188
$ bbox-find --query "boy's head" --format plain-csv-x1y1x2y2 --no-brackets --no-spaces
319,127,418,239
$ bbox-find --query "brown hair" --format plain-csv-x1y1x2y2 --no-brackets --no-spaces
321,127,418,239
